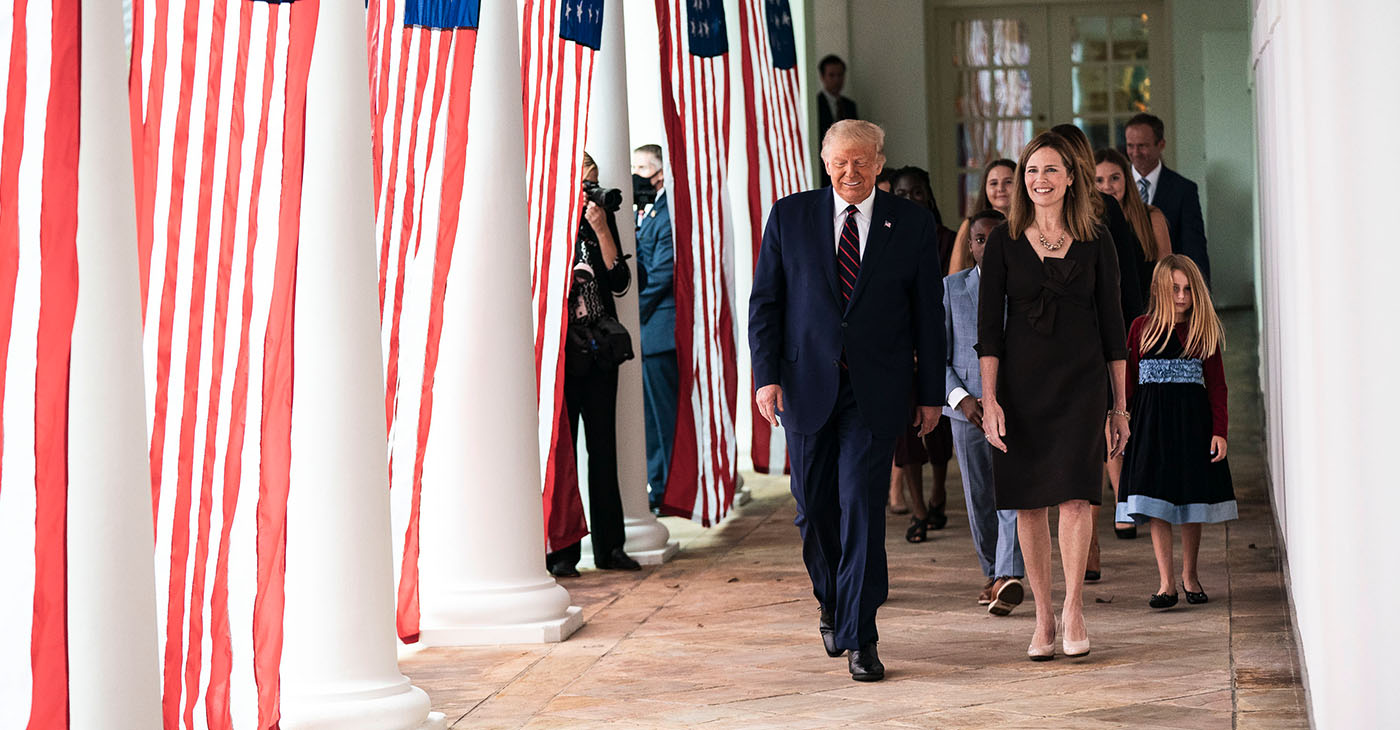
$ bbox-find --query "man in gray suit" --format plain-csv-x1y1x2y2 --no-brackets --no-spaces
943,209,1024,616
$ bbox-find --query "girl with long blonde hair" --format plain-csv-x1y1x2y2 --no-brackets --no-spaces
1116,255,1236,609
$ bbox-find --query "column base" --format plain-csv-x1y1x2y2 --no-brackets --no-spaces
280,677,434,730
622,513,678,564
628,541,679,565
419,605,583,646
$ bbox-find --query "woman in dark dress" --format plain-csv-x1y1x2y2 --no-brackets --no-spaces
978,132,1130,660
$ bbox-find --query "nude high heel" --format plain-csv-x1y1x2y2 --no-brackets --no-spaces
1062,614,1090,658
1027,627,1056,661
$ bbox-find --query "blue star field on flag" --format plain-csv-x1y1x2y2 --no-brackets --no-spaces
765,0,796,69
687,0,727,58
559,0,605,50
404,0,481,29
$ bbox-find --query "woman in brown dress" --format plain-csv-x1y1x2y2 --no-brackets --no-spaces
977,131,1130,660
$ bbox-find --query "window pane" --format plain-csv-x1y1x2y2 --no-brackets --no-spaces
1073,118,1112,151
991,19,1031,65
1115,64,1151,113
1073,16,1108,63
996,119,1034,160
959,172,980,218
959,121,996,170
954,20,990,67
1111,14,1149,61
1072,66,1109,114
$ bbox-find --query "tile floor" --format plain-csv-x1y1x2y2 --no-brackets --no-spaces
401,311,1310,729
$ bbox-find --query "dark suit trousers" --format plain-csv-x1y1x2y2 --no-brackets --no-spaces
548,361,626,568
787,371,896,650
642,349,679,504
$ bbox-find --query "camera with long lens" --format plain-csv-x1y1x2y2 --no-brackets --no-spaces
582,180,623,212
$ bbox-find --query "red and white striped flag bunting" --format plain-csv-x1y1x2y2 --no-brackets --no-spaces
739,0,807,475
129,0,319,726
522,0,605,554
0,0,82,724
366,0,479,645
654,0,739,525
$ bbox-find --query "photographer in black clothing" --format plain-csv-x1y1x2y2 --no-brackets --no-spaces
546,152,642,577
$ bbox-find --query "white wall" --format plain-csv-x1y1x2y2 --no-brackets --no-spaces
1170,0,1256,308
845,0,929,167
1252,0,1400,726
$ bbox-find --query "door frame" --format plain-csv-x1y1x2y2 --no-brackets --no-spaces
924,0,1175,220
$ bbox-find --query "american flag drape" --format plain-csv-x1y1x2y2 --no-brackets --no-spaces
655,0,738,525
739,0,807,475
128,0,318,726
0,0,82,725
366,0,478,643
522,0,604,554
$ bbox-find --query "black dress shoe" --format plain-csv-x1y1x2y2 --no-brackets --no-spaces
848,643,884,681
819,607,842,657
595,548,641,571
1114,524,1138,539
1149,591,1179,609
548,563,580,578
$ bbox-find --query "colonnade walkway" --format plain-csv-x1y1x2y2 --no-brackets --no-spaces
401,311,1310,729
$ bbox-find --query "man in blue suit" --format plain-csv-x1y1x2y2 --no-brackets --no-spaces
633,144,678,512
1125,113,1212,282
749,120,945,682
943,210,1024,616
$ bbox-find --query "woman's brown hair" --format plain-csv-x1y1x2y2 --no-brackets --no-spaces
1095,147,1159,262
972,157,1017,213
1007,131,1099,242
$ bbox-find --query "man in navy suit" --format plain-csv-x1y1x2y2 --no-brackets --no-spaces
749,120,945,682
1125,113,1211,282
632,144,678,512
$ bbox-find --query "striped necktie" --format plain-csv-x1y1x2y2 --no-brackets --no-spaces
1137,177,1150,204
837,204,861,305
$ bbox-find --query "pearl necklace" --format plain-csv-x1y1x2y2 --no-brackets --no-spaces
1037,228,1067,251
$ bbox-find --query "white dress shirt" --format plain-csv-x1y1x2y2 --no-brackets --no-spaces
832,189,875,257
1132,161,1163,205
947,265,978,408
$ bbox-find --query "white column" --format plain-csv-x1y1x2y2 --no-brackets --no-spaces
588,0,677,564
279,3,439,728
414,0,582,646
65,0,161,724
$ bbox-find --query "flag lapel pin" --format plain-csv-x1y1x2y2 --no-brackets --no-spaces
883,220,892,228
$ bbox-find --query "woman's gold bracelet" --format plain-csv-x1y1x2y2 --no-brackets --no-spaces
1108,409,1130,420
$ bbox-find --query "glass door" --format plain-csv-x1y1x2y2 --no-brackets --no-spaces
1049,3,1170,151
930,2,1168,219
932,6,1050,218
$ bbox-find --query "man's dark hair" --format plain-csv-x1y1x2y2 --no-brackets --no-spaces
876,167,899,187
1125,113,1165,142
967,208,1006,229
818,54,846,74
634,143,663,165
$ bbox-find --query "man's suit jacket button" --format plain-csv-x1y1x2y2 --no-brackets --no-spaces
840,321,848,328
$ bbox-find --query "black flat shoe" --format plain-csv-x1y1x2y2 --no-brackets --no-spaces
848,643,884,681
595,548,641,571
1185,587,1209,604
1114,524,1138,539
548,564,580,578
819,606,843,657
926,507,948,530
1149,591,1179,609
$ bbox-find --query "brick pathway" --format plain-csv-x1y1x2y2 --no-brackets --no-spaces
401,311,1310,729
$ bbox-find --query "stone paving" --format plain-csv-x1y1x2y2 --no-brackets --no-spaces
400,311,1310,729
